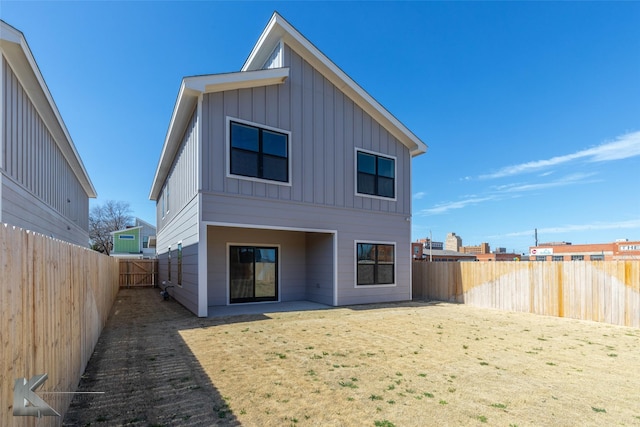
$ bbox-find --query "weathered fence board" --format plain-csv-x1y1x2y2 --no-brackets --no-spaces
413,260,640,328
1,224,119,426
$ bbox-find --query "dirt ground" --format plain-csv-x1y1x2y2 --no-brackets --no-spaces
64,288,640,426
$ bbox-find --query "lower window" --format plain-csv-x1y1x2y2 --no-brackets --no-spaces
229,246,278,303
357,243,395,285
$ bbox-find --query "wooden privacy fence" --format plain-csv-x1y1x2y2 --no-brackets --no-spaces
119,258,157,287
413,261,640,328
0,224,120,426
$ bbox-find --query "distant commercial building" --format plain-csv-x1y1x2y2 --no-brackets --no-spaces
445,232,462,252
529,240,640,261
413,234,522,261
412,239,446,260
411,241,475,262
462,242,490,254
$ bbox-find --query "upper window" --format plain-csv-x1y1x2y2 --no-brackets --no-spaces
357,150,395,199
357,242,395,286
119,235,134,240
229,119,290,184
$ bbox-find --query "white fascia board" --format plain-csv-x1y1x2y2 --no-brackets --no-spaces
0,21,98,197
242,13,428,157
241,14,285,71
149,68,289,200
184,68,289,93
110,226,143,235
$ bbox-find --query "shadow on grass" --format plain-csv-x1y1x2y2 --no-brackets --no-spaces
63,289,241,426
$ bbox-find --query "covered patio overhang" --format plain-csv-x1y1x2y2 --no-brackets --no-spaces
200,222,337,316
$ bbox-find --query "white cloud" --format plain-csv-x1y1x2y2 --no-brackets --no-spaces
421,172,597,215
419,195,498,215
480,131,640,179
499,219,640,238
492,172,599,193
413,191,426,200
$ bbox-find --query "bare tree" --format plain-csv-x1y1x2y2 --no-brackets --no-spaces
89,200,133,255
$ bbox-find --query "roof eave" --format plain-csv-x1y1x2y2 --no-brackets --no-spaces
241,13,428,156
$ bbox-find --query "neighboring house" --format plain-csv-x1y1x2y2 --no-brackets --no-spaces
149,12,427,316
111,218,157,258
0,21,96,246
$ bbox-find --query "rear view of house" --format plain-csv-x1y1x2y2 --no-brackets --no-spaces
149,13,427,316
1,20,96,246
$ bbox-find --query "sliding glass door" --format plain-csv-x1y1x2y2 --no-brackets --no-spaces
229,246,278,303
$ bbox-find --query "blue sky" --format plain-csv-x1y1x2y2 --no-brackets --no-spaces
2,1,639,254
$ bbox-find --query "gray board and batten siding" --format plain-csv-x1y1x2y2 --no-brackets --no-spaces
200,46,412,214
1,25,96,246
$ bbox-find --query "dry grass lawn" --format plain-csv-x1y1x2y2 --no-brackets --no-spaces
180,301,640,427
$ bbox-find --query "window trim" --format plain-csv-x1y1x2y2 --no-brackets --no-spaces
355,148,397,201
226,117,292,186
354,240,396,288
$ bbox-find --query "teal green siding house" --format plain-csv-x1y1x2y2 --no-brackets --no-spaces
111,218,156,258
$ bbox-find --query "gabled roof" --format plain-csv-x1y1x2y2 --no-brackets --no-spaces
0,20,97,198
243,12,428,157
110,226,142,236
135,217,157,231
149,12,427,201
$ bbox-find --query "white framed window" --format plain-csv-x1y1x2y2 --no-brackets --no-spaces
226,117,292,186
355,149,396,200
355,241,396,286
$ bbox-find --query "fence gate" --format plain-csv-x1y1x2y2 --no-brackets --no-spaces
119,259,157,287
